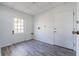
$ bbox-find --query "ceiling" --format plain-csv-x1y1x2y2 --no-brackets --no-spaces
0,2,64,15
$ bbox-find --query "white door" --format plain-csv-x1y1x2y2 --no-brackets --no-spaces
54,5,76,50
12,18,25,43
76,3,79,56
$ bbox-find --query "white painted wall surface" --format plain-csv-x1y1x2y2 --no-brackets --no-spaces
34,3,76,50
0,5,33,48
34,9,55,45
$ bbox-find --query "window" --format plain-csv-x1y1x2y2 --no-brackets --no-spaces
14,18,24,33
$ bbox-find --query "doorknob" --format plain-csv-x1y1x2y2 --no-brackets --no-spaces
72,31,76,34
12,30,14,35
72,31,79,35
76,31,79,35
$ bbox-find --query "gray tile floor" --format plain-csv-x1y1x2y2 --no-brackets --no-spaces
1,39,76,56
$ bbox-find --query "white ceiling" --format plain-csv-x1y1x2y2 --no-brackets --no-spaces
0,2,64,15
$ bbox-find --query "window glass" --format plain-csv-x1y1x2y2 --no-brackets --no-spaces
14,18,24,33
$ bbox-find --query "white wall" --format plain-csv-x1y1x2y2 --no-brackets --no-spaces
34,3,76,50
0,5,34,48
34,8,55,45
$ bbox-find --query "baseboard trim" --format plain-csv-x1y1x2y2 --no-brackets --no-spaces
1,39,33,48
53,45,75,52
11,39,33,46
34,39,75,52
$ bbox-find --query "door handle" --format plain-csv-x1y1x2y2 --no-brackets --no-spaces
72,31,76,34
12,30,14,35
76,31,79,35
72,31,79,35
